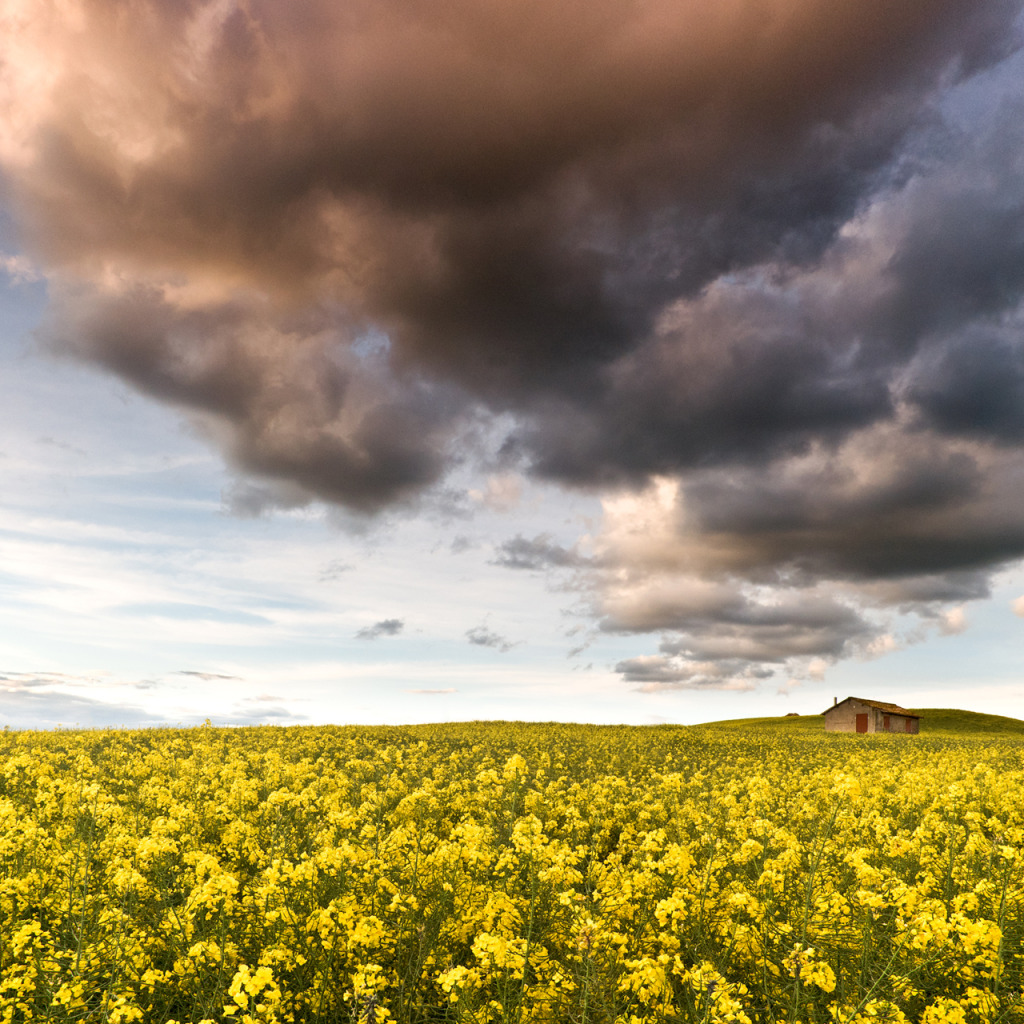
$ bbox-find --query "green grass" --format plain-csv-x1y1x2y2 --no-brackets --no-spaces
696,713,825,731
907,707,1024,734
697,706,1024,734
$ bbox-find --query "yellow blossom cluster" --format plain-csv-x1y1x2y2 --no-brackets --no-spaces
0,722,1021,1023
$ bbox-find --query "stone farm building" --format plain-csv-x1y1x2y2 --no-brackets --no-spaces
823,697,920,734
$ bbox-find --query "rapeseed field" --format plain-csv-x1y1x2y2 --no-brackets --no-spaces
0,721,1021,1024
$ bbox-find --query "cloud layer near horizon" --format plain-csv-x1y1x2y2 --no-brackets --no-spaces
3,0,1024,691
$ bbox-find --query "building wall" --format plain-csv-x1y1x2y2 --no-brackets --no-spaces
824,699,874,732
824,701,919,733
892,715,920,734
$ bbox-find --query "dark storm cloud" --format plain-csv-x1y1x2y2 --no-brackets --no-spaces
668,437,1024,582
517,113,1024,490
5,0,1024,691
595,578,875,682
5,0,1020,501
857,571,993,608
605,593,871,660
909,328,1024,443
355,618,404,640
41,283,462,512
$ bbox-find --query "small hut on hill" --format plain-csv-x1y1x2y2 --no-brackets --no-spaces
823,697,920,734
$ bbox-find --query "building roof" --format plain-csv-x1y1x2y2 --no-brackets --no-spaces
822,697,920,718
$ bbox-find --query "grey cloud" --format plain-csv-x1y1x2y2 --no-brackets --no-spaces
878,100,1024,350
657,615,869,664
615,655,770,691
319,559,355,582
176,670,242,681
507,83,1024,513
604,589,872,662
492,534,587,571
519,107,1024,491
466,625,518,653
42,284,463,513
4,0,1019,510
908,327,1024,443
450,535,475,555
0,670,119,691
0,689,169,730
1,253,40,284
355,618,404,640
567,636,595,658
223,479,315,519
853,571,992,608
38,435,87,457
0,673,55,690
224,700,307,724
5,0,1024,698
575,430,1020,687
683,443,1024,582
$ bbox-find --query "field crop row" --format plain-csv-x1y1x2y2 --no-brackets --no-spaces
0,723,1021,1024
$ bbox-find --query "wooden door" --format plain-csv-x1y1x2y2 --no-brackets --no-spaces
856,713,868,733
883,715,890,732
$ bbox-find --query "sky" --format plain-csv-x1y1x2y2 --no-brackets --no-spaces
2,0,1024,729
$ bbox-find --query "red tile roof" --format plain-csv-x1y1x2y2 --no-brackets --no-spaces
822,697,920,718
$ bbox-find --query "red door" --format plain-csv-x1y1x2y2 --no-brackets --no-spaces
905,718,913,733
883,715,890,732
856,713,868,733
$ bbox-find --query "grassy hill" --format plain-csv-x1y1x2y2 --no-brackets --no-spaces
907,707,1024,734
697,707,1024,734
697,713,824,732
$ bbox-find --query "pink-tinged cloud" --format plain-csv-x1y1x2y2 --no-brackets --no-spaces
3,0,1024,690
